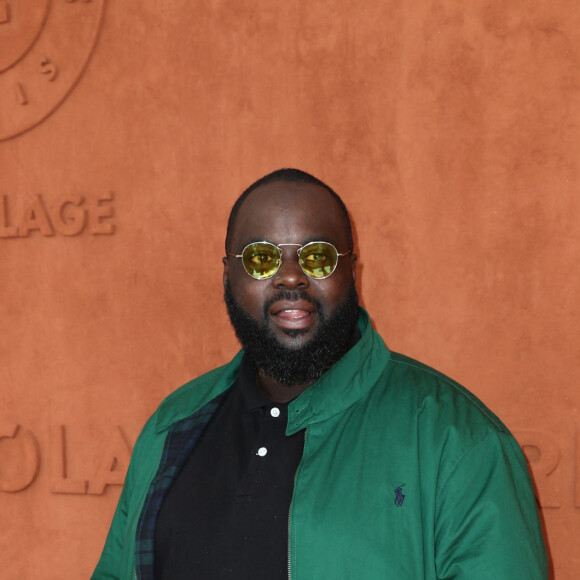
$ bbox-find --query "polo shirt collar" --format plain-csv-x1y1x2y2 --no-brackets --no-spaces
237,354,272,412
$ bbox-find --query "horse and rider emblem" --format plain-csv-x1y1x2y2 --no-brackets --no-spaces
394,484,406,507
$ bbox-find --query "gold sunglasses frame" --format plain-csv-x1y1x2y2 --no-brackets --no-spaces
227,241,352,280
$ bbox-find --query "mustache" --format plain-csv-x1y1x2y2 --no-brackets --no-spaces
263,290,320,318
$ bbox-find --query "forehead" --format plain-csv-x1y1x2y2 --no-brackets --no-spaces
230,181,350,249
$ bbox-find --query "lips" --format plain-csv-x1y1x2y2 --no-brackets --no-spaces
268,300,316,330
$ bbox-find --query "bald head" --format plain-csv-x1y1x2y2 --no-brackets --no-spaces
225,168,353,253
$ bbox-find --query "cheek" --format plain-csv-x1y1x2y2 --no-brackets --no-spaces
230,275,268,318
320,270,354,307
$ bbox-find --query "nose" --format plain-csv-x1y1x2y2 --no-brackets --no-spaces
272,249,309,289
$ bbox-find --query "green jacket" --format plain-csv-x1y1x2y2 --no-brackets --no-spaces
93,309,547,579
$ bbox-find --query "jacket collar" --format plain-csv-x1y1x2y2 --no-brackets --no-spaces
286,308,391,434
155,308,390,434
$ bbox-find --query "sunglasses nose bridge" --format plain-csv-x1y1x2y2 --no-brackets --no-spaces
272,245,309,286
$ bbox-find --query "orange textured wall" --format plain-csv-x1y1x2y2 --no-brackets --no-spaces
1,1,579,578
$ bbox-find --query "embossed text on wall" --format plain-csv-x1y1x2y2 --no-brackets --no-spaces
0,424,132,494
0,192,115,237
0,0,106,141
515,429,580,510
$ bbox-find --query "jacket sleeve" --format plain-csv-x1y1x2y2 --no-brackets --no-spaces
91,476,132,580
91,415,160,580
90,435,143,580
434,430,548,579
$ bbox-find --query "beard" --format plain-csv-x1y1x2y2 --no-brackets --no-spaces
224,280,359,385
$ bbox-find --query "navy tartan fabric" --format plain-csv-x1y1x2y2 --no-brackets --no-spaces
134,392,227,580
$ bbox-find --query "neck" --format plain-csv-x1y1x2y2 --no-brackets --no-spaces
255,367,315,403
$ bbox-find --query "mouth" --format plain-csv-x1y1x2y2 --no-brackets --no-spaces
268,300,317,330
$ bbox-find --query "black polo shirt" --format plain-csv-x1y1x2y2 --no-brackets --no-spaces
154,355,305,579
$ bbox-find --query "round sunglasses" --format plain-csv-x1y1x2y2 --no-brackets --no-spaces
227,241,352,280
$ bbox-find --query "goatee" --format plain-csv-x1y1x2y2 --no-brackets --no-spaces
224,281,359,385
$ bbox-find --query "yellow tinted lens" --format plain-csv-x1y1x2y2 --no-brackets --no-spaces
299,242,338,278
242,242,281,279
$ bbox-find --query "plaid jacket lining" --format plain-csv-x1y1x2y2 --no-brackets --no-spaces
134,391,228,580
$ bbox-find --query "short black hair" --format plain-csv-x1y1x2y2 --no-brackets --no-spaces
225,168,353,252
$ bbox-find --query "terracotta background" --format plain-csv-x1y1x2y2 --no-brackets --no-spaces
1,1,579,578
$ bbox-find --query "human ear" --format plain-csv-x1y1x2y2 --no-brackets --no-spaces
222,256,229,289
349,253,357,282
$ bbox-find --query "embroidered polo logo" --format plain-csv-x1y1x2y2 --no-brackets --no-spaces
394,484,406,507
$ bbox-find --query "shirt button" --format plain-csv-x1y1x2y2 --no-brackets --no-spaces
270,407,281,418
257,447,268,457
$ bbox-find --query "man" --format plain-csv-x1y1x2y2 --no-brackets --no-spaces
93,169,548,579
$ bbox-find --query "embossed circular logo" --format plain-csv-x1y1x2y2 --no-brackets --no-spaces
0,0,105,141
